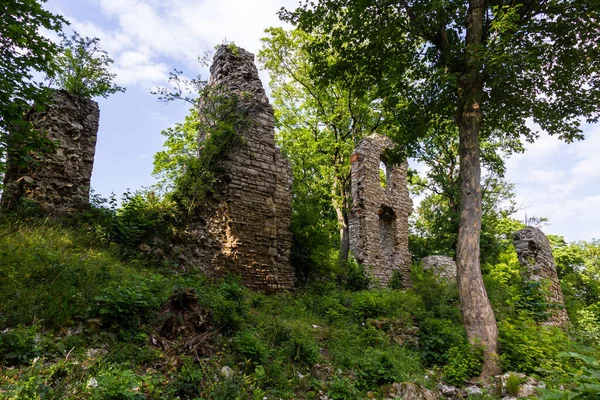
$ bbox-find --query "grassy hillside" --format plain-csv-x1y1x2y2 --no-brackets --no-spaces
0,217,597,399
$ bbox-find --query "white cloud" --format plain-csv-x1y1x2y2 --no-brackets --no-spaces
49,0,297,87
507,124,600,241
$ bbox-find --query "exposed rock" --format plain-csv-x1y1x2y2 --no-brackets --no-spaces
437,383,466,398
421,255,457,282
2,90,99,215
494,372,539,398
368,317,419,347
310,363,334,381
388,382,437,400
465,385,483,395
513,227,569,326
348,134,413,287
179,45,294,293
220,366,234,378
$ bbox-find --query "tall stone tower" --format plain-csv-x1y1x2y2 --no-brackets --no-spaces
187,45,294,292
2,90,99,215
348,134,413,287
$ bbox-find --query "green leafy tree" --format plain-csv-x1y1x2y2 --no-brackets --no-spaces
0,0,66,177
49,31,125,98
259,27,388,264
153,108,200,192
281,0,600,376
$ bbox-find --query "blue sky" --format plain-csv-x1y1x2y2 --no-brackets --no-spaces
44,0,600,242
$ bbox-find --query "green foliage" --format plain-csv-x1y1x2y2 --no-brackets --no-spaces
0,221,147,329
0,0,66,177
260,27,388,277
539,351,600,399
152,107,200,191
344,256,371,291
197,276,251,335
76,190,178,261
485,246,551,322
170,85,246,214
442,345,483,386
51,31,125,99
0,325,43,366
94,274,168,330
327,376,360,400
283,323,321,366
232,330,269,364
89,366,145,400
505,373,526,397
498,318,568,374
169,357,205,398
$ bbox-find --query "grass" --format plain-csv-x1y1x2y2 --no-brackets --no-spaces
3,217,577,399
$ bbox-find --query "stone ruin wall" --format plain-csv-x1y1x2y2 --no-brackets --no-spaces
2,90,99,215
513,227,569,327
348,134,413,287
421,255,457,284
181,46,294,293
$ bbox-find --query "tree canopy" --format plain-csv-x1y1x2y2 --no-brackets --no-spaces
280,0,600,376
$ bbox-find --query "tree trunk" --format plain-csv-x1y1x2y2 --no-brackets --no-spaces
455,0,500,379
333,177,350,263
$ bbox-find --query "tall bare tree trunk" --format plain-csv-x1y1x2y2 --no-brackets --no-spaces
333,175,350,263
456,0,500,379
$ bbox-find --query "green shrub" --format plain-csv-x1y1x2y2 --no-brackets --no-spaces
0,222,153,329
89,366,144,400
499,318,568,373
327,376,360,399
344,256,371,291
0,325,43,366
233,330,269,364
170,357,205,398
442,345,483,386
419,317,465,366
505,373,525,397
284,324,321,366
539,351,600,399
198,276,251,335
355,349,401,388
94,273,167,330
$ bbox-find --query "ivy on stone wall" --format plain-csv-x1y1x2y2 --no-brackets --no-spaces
171,85,247,215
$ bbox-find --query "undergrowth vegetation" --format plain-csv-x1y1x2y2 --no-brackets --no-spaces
0,206,599,399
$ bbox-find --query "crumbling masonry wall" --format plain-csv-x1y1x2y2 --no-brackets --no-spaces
348,134,413,287
185,46,294,293
2,90,99,215
513,227,569,327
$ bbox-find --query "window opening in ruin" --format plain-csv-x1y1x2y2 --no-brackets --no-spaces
379,160,388,188
379,206,396,264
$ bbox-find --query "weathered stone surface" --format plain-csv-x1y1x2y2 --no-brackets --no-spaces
348,134,413,287
494,372,539,398
513,227,569,327
2,90,99,215
422,255,457,283
182,46,294,293
388,382,437,400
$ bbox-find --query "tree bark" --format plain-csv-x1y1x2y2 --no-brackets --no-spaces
333,175,350,263
455,0,500,379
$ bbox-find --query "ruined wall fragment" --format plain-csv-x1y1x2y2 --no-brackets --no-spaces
513,227,569,326
183,46,294,293
422,255,457,283
348,134,412,287
2,90,99,215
